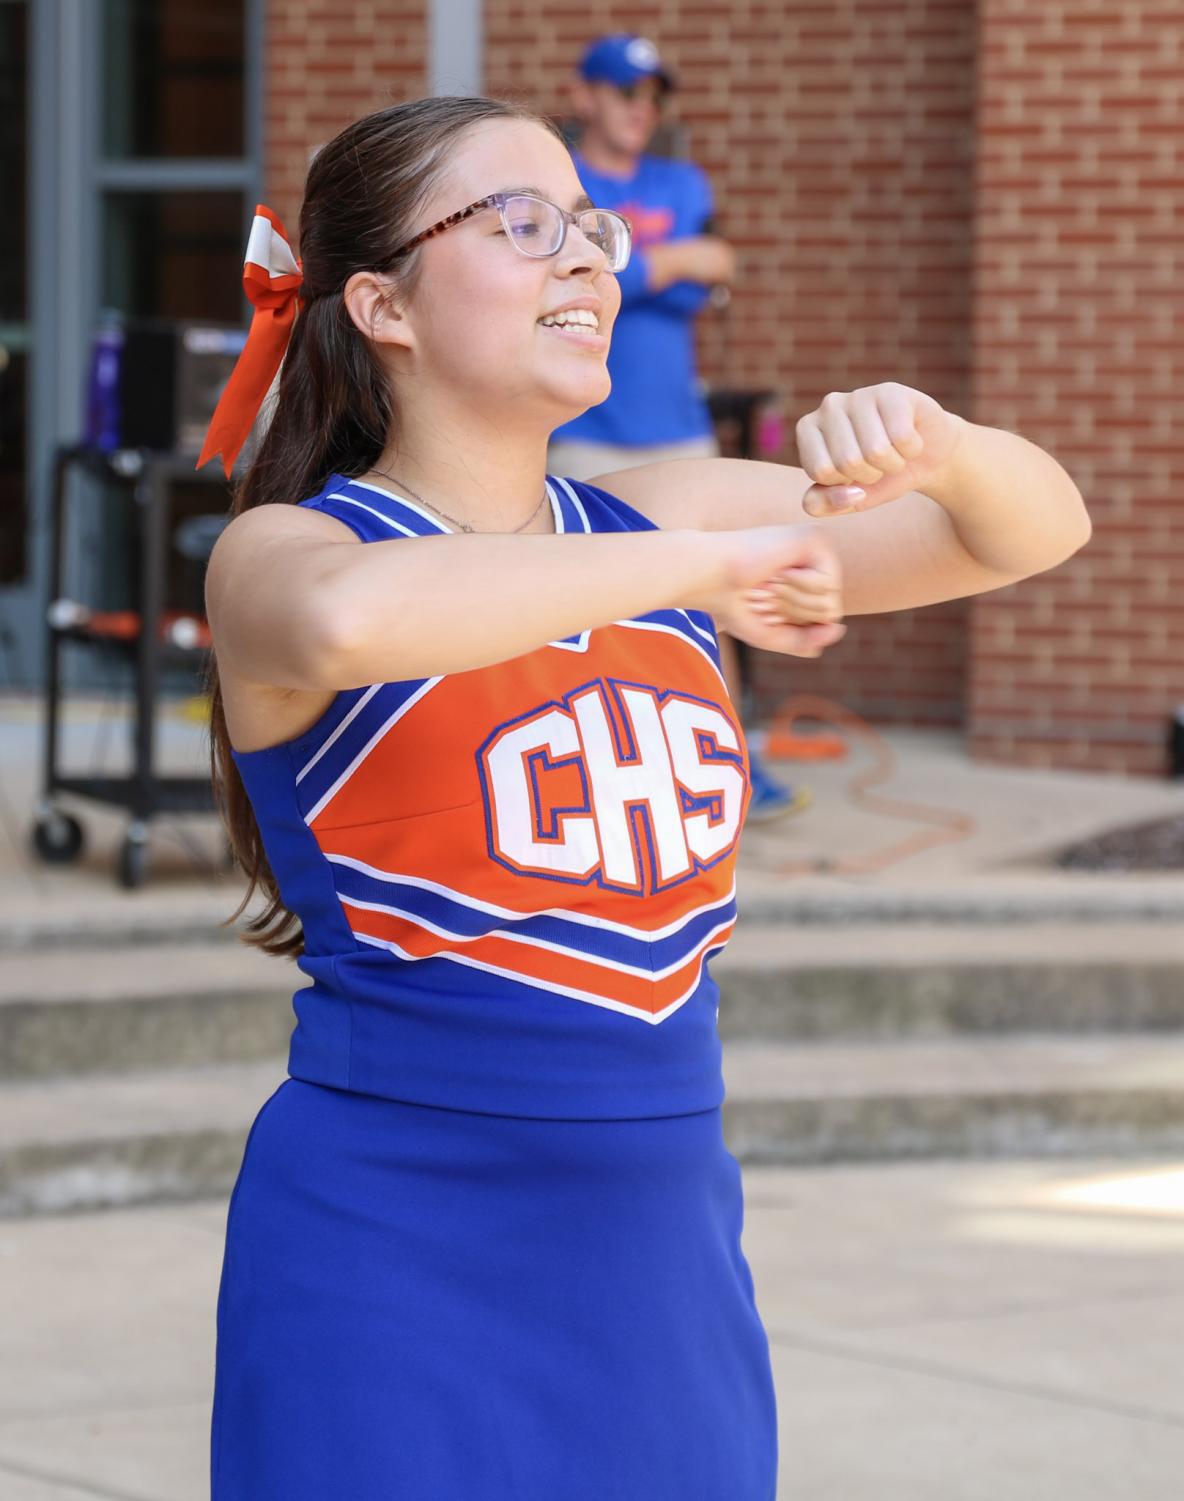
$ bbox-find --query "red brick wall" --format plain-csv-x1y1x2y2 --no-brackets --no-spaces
968,0,1183,775
259,2,1178,774
263,1,428,229
485,0,978,728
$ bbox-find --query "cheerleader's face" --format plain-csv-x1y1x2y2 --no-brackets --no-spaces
388,118,622,426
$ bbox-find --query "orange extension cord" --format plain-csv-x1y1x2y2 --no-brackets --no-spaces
746,693,979,877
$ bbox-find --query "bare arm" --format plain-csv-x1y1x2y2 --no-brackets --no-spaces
643,237,736,293
204,503,847,692
592,398,1092,617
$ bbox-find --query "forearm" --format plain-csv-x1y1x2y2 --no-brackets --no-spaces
317,530,723,686
622,240,734,301
640,245,688,295
921,419,1092,574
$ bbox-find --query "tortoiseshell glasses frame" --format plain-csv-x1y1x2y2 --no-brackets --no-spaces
373,192,633,273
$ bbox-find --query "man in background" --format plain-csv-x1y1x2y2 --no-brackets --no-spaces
549,34,804,821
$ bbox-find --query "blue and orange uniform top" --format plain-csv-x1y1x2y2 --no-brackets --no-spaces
231,474,750,1120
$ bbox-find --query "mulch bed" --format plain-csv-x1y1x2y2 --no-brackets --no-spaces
1055,813,1184,871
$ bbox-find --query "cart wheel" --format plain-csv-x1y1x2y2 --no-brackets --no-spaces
118,834,149,890
31,810,85,864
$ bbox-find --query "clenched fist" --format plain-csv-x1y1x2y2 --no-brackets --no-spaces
796,382,966,516
746,383,967,636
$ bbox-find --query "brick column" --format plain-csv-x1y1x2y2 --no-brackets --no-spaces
969,0,1184,774
264,1,429,229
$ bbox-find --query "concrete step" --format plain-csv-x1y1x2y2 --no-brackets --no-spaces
734,874,1184,926
0,943,295,1079
5,874,1184,954
4,1037,1184,1216
4,925,1183,1082
722,1035,1184,1165
0,891,258,953
0,1059,285,1216
716,923,1184,1039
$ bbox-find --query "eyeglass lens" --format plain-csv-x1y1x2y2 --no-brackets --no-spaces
502,196,629,272
618,82,663,105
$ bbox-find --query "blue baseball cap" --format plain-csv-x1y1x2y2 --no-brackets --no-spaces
578,34,676,92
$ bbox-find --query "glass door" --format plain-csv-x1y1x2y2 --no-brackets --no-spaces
0,0,28,601
0,0,259,695
94,0,253,646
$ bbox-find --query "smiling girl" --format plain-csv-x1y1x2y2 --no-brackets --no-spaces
202,96,1089,1500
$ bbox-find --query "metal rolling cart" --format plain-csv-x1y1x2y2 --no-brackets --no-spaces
30,443,231,888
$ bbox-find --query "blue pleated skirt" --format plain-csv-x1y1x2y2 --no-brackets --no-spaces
210,1078,778,1499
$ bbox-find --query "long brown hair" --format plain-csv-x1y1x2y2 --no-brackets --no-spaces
205,96,565,957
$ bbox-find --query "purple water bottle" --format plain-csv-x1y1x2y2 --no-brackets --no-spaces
84,313,124,452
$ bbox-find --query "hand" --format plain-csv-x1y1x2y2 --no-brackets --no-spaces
750,562,845,639
795,383,968,517
695,525,847,659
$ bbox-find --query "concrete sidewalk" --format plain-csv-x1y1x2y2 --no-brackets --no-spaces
2,1157,1183,1499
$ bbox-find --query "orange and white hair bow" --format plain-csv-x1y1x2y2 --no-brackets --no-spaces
197,205,304,476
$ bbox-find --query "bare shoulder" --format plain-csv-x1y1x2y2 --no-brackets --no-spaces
206,503,363,754
586,457,812,531
209,498,359,573
206,500,359,614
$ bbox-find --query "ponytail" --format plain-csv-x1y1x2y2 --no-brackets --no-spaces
205,96,563,956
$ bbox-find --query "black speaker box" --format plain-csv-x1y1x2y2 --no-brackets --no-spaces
119,319,249,454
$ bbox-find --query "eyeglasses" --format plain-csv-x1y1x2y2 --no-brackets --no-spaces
375,192,633,273
616,81,665,106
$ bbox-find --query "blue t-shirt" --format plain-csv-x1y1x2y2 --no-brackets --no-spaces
551,150,716,449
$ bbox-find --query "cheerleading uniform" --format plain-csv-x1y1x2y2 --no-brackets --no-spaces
210,472,777,1499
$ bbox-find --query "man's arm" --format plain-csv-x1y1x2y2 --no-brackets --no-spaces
614,238,733,310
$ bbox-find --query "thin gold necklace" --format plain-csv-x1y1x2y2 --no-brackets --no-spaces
370,467,550,534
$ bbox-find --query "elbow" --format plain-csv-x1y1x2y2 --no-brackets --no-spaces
1042,475,1092,567
1020,491,1092,580
303,599,427,690
1045,517,1091,576
1064,492,1093,559
300,602,363,692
